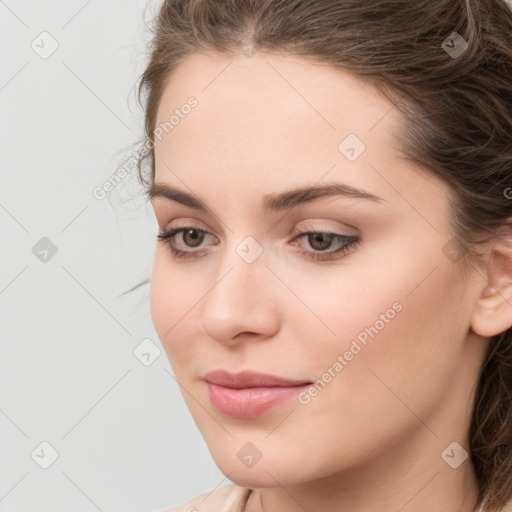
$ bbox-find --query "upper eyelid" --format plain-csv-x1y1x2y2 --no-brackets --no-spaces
153,198,366,236
159,215,358,233
160,224,353,236
158,226,217,246
160,226,356,247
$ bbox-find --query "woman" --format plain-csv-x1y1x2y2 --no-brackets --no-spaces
134,0,512,510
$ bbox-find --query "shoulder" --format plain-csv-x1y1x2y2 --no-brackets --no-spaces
161,484,252,512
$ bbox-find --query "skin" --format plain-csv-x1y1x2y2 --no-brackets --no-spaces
149,51,511,512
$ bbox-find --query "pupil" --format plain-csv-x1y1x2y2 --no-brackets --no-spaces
185,229,203,247
310,233,332,251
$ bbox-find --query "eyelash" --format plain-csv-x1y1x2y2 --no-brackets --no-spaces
156,226,361,262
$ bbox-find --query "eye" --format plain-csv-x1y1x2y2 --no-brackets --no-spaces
157,226,214,258
156,226,361,261
291,231,360,261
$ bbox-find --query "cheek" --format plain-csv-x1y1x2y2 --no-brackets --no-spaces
149,251,200,361
289,254,466,435
291,233,461,353
150,251,173,339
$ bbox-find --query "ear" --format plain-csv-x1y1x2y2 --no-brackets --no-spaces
471,228,512,338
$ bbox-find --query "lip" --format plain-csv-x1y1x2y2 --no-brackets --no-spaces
202,369,312,388
203,369,312,418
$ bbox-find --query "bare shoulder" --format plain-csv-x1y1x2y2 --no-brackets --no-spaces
161,484,252,512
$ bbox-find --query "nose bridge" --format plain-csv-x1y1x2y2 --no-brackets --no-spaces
211,233,269,301
200,237,279,343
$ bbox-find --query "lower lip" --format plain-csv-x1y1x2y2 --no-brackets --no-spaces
206,382,311,418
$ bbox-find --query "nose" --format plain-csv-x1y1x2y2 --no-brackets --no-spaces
200,248,281,346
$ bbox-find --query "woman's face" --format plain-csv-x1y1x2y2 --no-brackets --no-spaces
149,52,486,488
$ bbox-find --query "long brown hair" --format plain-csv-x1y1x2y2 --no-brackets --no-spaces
134,1,512,509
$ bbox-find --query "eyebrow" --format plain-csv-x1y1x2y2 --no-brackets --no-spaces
148,181,385,213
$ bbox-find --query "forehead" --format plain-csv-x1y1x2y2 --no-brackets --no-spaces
152,51,446,215
154,51,398,140
155,53,400,182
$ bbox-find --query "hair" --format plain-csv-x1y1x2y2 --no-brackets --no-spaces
133,0,512,509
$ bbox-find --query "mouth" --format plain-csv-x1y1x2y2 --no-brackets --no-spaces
202,368,312,388
202,369,313,418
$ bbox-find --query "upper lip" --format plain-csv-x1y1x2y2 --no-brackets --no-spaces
203,369,312,389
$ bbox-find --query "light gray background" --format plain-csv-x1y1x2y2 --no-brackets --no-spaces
0,1,227,510
5,1,512,511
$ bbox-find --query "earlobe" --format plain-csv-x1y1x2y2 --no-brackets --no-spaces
470,232,512,338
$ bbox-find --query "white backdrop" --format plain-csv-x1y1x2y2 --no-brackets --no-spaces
0,1,226,511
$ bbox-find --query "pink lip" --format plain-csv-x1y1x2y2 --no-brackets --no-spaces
202,369,312,388
203,369,312,418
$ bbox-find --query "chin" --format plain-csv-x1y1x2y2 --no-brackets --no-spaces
225,468,298,489
211,450,309,488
